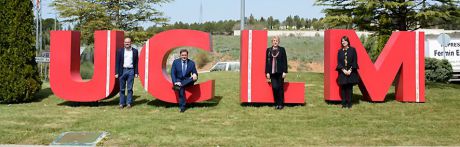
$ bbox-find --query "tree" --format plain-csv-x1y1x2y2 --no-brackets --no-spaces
274,19,281,29
316,0,460,59
248,14,256,25
267,16,274,29
304,18,312,29
52,0,171,45
317,0,459,32
42,18,62,51
299,18,306,29
311,18,324,31
293,15,303,29
259,17,265,22
426,4,460,30
284,15,294,29
0,0,42,103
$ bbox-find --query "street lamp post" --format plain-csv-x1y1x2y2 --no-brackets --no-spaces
240,0,245,30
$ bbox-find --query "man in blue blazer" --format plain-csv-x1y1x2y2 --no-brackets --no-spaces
115,38,139,109
171,49,198,113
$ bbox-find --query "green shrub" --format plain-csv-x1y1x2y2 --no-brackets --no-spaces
80,61,94,79
194,51,211,69
0,0,42,103
425,58,453,83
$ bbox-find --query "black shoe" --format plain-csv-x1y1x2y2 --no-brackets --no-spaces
278,105,284,110
180,108,186,113
172,85,181,91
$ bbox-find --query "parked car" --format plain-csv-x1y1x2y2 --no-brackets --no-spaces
209,61,240,72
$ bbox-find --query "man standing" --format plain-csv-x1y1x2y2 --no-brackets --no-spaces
115,38,139,109
171,49,198,113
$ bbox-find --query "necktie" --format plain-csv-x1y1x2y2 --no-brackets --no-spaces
182,61,186,76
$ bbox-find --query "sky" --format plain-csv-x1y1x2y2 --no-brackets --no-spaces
41,0,325,27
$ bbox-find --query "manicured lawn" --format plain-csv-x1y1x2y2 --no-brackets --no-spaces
0,72,459,146
212,35,324,62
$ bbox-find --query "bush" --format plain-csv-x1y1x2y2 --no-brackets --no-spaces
0,1,42,103
80,61,94,79
425,58,453,83
194,51,211,69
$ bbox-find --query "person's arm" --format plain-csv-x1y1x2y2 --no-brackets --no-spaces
191,62,198,81
282,47,288,73
352,48,359,70
115,49,120,78
265,48,270,79
134,49,139,77
171,60,177,83
336,50,344,71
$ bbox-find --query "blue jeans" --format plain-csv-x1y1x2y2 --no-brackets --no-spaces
119,68,134,105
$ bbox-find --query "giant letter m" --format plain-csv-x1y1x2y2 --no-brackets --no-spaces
324,30,425,102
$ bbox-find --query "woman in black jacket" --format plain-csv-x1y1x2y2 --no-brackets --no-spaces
265,36,288,110
336,36,359,108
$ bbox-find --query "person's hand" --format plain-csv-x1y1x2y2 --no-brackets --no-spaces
266,73,270,79
135,74,139,78
174,82,182,86
282,72,286,79
345,70,352,76
342,69,348,75
191,73,198,81
115,74,118,78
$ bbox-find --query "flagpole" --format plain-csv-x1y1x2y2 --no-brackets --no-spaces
38,0,42,54
35,0,39,56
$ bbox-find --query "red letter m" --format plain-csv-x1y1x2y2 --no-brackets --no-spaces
324,30,425,102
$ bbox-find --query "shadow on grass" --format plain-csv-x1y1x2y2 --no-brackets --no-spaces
240,103,305,108
99,95,149,106
325,94,361,106
426,82,460,89
1,88,53,105
325,92,397,105
146,96,223,108
449,81,460,85
32,87,53,102
57,95,148,107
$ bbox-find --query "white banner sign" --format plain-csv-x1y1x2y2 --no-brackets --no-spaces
426,39,460,72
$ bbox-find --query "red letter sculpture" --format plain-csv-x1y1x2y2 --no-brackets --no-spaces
240,30,305,103
324,29,425,102
138,29,215,103
50,31,123,102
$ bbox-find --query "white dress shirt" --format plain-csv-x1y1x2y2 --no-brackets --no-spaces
123,48,133,68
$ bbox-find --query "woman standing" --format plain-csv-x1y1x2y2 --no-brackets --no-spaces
265,36,288,110
336,36,359,108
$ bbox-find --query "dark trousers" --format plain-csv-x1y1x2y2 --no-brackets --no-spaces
270,73,285,106
340,84,353,107
177,77,195,109
119,68,134,105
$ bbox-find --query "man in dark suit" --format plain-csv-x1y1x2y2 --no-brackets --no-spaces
115,37,139,109
171,49,198,113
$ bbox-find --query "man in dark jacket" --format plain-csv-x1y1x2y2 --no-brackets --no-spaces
171,49,198,113
115,38,139,109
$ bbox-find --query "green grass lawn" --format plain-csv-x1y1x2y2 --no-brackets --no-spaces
1,72,459,146
212,35,324,62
